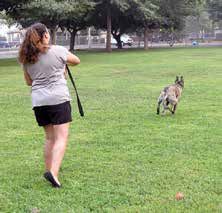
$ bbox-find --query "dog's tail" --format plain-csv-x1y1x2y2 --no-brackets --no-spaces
157,91,165,114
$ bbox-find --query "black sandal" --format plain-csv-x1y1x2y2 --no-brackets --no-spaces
43,171,61,188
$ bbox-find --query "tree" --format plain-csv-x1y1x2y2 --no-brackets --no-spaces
59,0,94,51
157,0,202,46
0,0,29,12
130,0,203,48
133,0,159,49
110,0,158,49
92,0,135,51
7,0,94,47
9,0,70,44
91,0,157,50
207,0,222,28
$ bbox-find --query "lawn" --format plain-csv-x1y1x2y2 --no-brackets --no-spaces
0,47,221,212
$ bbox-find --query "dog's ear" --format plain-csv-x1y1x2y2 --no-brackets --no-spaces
175,76,179,83
180,76,184,87
180,76,184,81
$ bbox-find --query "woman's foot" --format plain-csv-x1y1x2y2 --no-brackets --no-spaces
43,171,61,188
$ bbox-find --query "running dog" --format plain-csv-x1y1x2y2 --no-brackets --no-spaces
157,76,184,115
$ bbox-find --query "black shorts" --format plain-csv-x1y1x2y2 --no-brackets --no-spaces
33,101,72,127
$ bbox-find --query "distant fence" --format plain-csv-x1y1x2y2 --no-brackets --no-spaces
1,30,222,51
56,31,222,49
56,34,106,47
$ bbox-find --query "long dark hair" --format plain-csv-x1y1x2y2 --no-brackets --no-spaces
19,23,48,64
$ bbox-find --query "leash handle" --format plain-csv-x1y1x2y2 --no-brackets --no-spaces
66,64,84,117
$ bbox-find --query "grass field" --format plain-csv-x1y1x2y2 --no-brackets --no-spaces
0,47,221,212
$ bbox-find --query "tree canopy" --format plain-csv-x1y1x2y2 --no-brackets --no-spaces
2,0,207,50
207,0,222,23
0,0,29,12
59,0,95,50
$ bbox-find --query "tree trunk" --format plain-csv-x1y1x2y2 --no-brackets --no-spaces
69,30,77,52
88,27,91,49
50,27,57,45
138,37,141,48
106,7,112,52
113,34,122,49
144,27,148,50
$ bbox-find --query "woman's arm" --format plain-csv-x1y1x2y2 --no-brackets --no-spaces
67,52,80,65
23,70,33,86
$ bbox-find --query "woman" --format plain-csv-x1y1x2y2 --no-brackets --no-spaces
19,23,80,188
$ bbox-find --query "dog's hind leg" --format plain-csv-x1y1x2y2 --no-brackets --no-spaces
162,101,168,114
172,104,177,114
157,93,165,115
157,99,162,114
162,101,174,114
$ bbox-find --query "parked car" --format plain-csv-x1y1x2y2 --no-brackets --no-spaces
8,41,21,48
122,35,133,46
111,35,134,47
0,41,10,48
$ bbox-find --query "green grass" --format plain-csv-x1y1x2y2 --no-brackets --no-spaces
0,47,221,212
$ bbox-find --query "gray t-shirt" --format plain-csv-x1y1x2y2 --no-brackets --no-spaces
24,45,71,107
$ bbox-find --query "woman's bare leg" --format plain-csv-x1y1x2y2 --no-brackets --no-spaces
50,123,70,179
43,124,55,171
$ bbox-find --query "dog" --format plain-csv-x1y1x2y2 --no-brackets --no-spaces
157,76,184,115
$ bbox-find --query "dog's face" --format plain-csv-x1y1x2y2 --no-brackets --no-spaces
175,76,184,88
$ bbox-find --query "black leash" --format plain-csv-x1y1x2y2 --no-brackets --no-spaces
66,64,84,117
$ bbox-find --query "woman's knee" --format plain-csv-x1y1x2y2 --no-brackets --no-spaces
45,139,55,148
44,124,55,142
53,123,70,141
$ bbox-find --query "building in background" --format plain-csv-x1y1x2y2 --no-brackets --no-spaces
0,19,22,47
